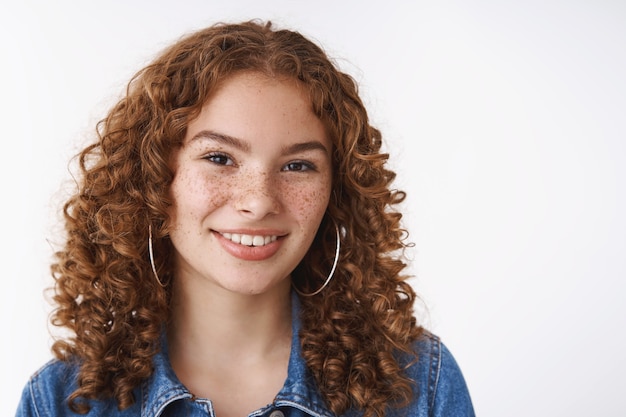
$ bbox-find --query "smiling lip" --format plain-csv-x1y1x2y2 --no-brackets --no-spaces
220,232,278,247
213,230,285,261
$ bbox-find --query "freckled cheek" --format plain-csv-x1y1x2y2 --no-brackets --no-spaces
169,170,234,221
282,180,332,224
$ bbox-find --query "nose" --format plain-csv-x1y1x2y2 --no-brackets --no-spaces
233,171,281,219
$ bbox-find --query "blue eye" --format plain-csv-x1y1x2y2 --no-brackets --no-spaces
204,153,234,166
283,161,315,172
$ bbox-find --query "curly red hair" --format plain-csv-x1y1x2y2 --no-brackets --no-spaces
50,20,423,417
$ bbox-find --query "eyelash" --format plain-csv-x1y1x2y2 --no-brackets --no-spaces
282,161,317,172
203,152,235,166
202,152,316,172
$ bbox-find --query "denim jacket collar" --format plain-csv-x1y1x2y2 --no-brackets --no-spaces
270,293,334,417
140,292,333,417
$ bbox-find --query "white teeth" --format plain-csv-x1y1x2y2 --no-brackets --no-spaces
221,232,278,247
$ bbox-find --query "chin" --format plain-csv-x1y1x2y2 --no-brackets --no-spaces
221,278,291,297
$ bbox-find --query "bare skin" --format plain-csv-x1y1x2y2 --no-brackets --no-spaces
165,72,332,417
167,279,292,417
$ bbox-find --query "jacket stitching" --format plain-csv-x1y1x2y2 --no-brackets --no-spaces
427,334,442,416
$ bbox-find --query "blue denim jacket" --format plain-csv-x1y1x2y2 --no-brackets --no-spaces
16,296,474,417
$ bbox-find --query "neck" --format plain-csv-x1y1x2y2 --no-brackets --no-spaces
167,275,293,367
166,275,294,409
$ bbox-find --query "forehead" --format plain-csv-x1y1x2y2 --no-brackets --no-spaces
209,72,311,108
184,72,327,144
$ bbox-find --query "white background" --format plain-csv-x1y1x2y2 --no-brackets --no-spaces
2,1,625,416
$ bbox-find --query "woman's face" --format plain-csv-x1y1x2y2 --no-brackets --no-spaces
167,72,332,296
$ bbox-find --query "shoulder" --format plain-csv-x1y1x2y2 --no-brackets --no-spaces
16,359,80,417
402,332,476,417
16,359,138,417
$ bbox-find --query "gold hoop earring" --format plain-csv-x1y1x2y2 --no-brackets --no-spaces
293,223,341,297
148,225,166,287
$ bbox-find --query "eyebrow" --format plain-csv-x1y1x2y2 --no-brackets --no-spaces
282,141,330,156
189,129,329,156
190,130,251,152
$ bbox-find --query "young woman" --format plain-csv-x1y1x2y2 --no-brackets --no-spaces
16,20,474,417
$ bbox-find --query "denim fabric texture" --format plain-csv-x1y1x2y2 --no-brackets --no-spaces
16,295,475,417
